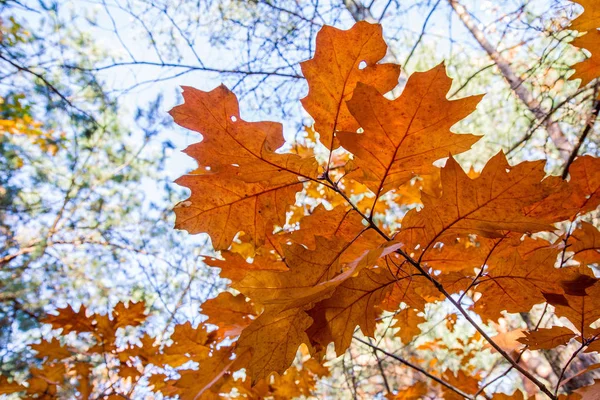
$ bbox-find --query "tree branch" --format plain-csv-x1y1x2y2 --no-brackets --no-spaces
324,175,557,399
448,0,573,161
354,336,475,399
562,97,600,178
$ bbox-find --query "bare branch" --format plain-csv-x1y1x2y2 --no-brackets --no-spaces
448,0,573,161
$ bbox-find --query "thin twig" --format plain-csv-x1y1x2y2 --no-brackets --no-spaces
562,98,600,178
354,336,474,399
368,337,391,394
323,173,557,399
448,0,573,161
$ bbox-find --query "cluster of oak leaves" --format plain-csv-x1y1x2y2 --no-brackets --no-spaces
3,1,600,399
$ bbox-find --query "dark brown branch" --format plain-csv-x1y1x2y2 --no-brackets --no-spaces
562,98,600,178
354,336,474,399
323,173,557,399
0,52,97,124
404,0,442,67
448,0,573,161
368,337,392,394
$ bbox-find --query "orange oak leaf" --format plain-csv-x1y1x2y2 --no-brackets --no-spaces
569,0,600,85
0,376,25,395
574,380,600,400
441,371,480,400
517,326,577,350
234,237,366,311
204,249,287,283
567,222,600,266
560,156,600,215
287,205,384,264
337,63,481,197
236,308,313,383
570,0,600,33
112,301,146,329
393,308,425,344
398,152,558,255
527,156,600,221
492,391,525,400
43,305,95,334
171,85,318,250
26,364,65,397
31,338,71,361
168,347,240,400
201,292,256,339
234,240,402,379
307,262,425,353
163,322,215,363
386,381,428,400
544,282,600,336
300,21,400,150
288,205,366,249
471,237,567,321
74,363,92,400
571,31,600,86
489,329,526,354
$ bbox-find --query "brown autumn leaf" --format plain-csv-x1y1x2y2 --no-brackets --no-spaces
386,381,428,400
441,370,480,400
43,305,95,334
570,0,600,32
307,260,426,354
567,221,600,266
234,236,393,313
574,380,600,400
544,281,600,336
74,363,92,400
517,326,577,350
162,321,215,362
300,21,400,150
112,301,146,329
393,308,425,344
337,63,481,197
169,347,240,400
235,240,403,379
201,292,256,339
492,391,525,400
568,0,600,85
204,249,287,283
398,152,560,255
528,155,600,221
0,376,25,395
31,338,71,361
171,84,318,250
236,308,313,383
471,237,567,321
571,31,600,86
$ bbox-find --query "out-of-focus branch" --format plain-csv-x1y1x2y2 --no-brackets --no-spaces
62,61,303,79
562,98,600,178
354,336,476,399
448,0,573,161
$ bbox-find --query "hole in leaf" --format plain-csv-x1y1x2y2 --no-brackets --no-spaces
356,127,364,134
358,61,367,70
231,116,237,122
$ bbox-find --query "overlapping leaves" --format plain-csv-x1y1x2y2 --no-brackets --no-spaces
167,19,600,397
9,17,600,400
